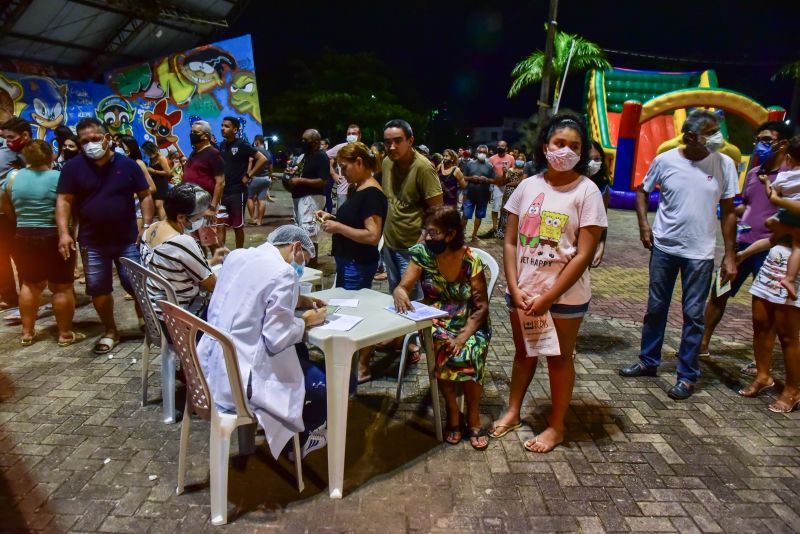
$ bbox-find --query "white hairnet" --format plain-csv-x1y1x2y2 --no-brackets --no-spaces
267,225,315,258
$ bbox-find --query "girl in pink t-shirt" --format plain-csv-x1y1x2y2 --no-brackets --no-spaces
489,114,608,453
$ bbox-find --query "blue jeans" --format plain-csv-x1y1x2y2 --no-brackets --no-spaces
81,242,141,297
335,257,378,290
639,246,713,384
381,245,422,300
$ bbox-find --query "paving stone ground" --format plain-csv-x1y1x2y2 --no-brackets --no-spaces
0,190,798,533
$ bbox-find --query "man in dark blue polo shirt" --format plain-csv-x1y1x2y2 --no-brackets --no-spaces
56,117,154,355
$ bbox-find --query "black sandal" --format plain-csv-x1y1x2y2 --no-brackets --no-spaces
445,425,462,445
465,427,489,450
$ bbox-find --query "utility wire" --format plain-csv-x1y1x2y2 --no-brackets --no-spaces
602,47,786,68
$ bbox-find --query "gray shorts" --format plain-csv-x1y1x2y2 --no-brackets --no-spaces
247,176,271,200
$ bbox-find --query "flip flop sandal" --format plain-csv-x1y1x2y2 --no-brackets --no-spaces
740,362,758,377
408,345,424,365
465,428,489,450
20,333,36,346
738,380,775,397
445,426,462,445
488,422,522,439
768,396,800,413
94,336,119,355
58,332,87,347
357,373,372,384
523,435,563,454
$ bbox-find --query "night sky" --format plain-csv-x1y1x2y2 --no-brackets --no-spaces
229,0,800,130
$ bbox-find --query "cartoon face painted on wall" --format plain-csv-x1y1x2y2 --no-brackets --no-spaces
229,71,260,123
95,96,134,135
0,75,23,124
142,99,183,156
19,77,67,139
178,47,236,94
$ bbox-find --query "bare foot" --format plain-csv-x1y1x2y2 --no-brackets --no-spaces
523,427,564,453
779,277,797,300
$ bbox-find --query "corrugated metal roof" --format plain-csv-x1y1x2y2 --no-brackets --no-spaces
0,0,249,78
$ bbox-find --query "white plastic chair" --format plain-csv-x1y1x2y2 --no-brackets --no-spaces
120,258,179,423
157,300,304,526
394,247,499,403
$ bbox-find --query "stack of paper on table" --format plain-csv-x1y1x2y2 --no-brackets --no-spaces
315,313,364,331
328,298,359,307
386,301,449,321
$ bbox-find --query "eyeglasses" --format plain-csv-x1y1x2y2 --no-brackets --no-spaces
423,228,443,238
754,136,777,145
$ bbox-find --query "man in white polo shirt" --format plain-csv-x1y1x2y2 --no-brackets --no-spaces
619,110,739,400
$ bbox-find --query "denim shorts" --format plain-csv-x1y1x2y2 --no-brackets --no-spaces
462,198,488,220
505,293,589,319
334,258,378,290
80,242,141,297
247,176,271,201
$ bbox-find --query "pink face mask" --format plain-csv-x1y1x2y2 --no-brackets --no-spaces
545,146,580,172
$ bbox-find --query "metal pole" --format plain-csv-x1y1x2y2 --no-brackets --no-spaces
536,0,559,131
552,39,575,115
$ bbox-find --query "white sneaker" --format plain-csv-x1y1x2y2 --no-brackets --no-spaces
301,425,327,458
287,424,327,463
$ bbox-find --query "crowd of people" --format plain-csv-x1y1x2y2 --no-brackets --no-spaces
0,107,798,463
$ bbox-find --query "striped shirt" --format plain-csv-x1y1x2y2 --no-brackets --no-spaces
140,230,213,313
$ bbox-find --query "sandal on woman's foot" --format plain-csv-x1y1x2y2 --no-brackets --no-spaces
20,333,36,346
466,427,489,450
58,332,87,347
740,362,758,377
94,336,119,355
738,379,775,397
373,272,388,281
445,426,462,445
357,373,372,384
488,421,521,439
523,429,563,454
768,395,800,413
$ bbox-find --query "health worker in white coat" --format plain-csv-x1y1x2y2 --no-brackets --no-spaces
198,225,328,459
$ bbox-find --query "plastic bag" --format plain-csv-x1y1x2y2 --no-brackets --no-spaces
516,308,561,357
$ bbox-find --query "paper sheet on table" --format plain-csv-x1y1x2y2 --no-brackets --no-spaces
517,309,561,357
386,301,449,321
714,267,731,297
315,313,363,331
328,298,359,307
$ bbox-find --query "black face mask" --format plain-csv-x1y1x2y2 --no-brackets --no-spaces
424,238,448,255
300,139,312,151
497,148,506,155
63,148,79,160
189,132,204,146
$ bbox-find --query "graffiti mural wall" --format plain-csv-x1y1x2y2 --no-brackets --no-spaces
0,34,261,156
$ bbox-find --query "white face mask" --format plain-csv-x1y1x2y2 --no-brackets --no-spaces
476,153,487,162
83,140,107,160
587,160,602,176
702,131,724,153
184,216,205,234
346,134,358,143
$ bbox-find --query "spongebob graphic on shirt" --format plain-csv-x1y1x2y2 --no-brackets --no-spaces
518,191,569,258
537,211,569,258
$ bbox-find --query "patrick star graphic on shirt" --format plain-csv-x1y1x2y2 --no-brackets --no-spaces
518,192,544,249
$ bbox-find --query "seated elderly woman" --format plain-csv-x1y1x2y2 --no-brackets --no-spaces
198,225,333,458
140,183,225,315
392,205,492,449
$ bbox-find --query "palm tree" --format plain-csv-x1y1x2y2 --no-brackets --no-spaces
508,27,610,100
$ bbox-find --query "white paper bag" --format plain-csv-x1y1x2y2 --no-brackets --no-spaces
517,308,561,357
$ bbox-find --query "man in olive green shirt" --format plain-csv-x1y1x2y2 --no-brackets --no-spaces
381,119,443,299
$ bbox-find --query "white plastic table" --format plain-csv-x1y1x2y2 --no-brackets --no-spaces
306,287,443,498
300,266,323,288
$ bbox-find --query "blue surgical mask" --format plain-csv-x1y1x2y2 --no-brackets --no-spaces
291,246,306,278
753,141,774,161
515,159,524,167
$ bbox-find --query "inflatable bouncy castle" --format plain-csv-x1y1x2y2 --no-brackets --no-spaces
584,67,786,210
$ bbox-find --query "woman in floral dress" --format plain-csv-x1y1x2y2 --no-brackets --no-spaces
393,205,492,449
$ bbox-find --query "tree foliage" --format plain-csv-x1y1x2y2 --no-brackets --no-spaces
508,28,610,98
774,59,800,81
264,49,428,143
